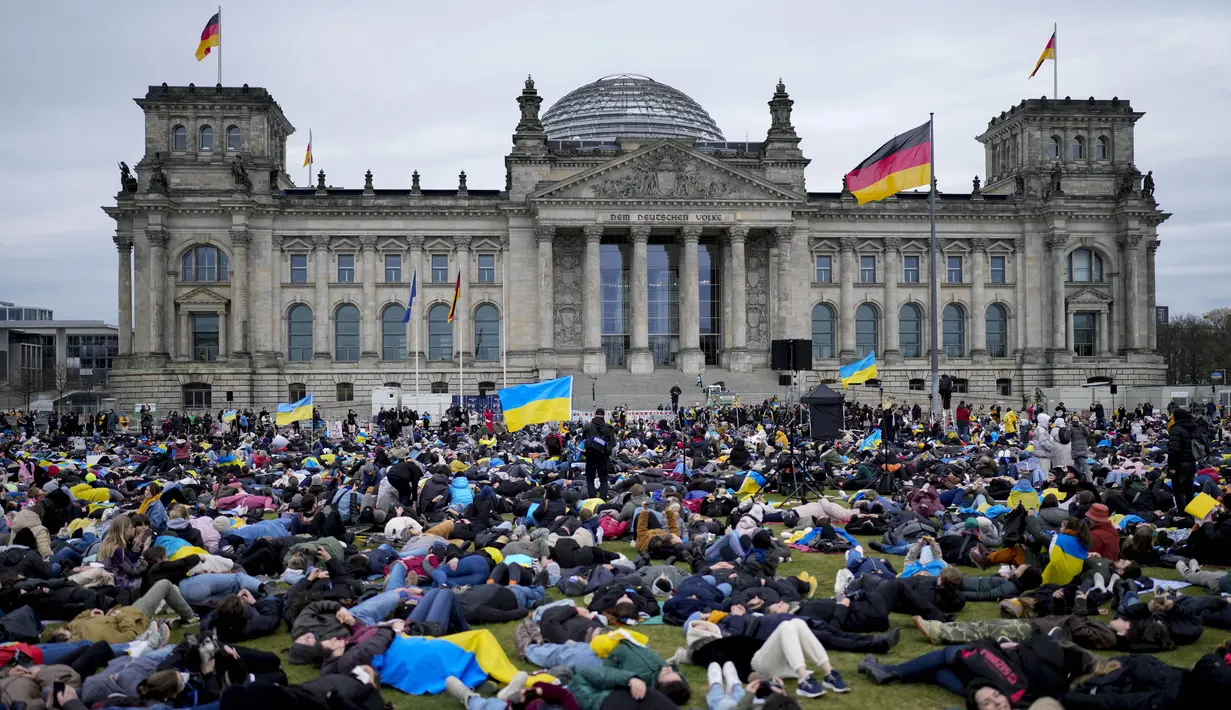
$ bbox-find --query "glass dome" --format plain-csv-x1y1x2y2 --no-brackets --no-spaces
542,74,725,143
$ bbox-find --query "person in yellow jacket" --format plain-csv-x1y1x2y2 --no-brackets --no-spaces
1003,409,1018,440
44,579,196,643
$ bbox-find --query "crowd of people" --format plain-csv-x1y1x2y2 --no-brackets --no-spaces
0,393,1229,710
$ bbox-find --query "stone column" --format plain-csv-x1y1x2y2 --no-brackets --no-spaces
360,235,379,359
408,235,425,364
313,235,331,359
970,237,989,362
1066,304,1075,352
454,236,471,364
773,226,795,340
627,226,653,374
270,235,283,358
720,238,732,353
882,237,901,363
1098,309,1110,355
114,233,133,355
1147,239,1160,350
1119,232,1144,351
229,229,250,356
1013,236,1027,357
179,310,190,361
838,236,857,359
581,225,605,374
145,229,169,356
727,225,751,371
1045,230,1069,359
679,225,704,374
534,227,556,375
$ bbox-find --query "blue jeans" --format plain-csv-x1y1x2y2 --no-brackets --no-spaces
506,584,545,609
700,575,733,598
38,641,130,663
431,556,490,587
524,641,601,669
704,531,745,563
178,573,264,604
886,646,967,695
386,560,409,591
467,698,507,710
409,588,469,634
707,683,746,710
351,590,405,626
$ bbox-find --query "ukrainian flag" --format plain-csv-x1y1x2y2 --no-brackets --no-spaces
275,394,314,426
498,376,572,432
859,428,882,451
839,352,878,389
221,409,238,423
1041,532,1088,586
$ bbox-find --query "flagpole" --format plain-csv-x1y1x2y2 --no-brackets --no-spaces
501,249,508,389
216,6,222,86
927,113,940,423
306,129,312,188
1053,22,1058,100
458,273,465,411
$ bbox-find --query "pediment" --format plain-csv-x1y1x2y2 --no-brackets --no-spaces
1067,286,1113,305
531,142,802,202
175,287,229,306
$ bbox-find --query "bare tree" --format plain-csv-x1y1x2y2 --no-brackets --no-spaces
1157,310,1231,384
53,361,71,411
0,369,42,410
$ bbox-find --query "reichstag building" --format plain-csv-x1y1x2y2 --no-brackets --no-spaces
104,74,1168,414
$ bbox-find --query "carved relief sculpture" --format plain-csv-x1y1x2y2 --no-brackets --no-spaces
553,237,584,347
590,151,734,199
744,232,769,347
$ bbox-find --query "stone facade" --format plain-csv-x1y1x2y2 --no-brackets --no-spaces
104,82,1168,417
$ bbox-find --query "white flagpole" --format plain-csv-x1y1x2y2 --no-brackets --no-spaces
306,128,312,188
412,271,420,402
458,274,465,411
1053,22,1059,101
501,248,508,389
216,6,222,86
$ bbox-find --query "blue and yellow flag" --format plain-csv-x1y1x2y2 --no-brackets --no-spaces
859,428,882,451
221,409,238,423
839,352,878,389
275,394,314,426
498,376,572,432
1041,532,1088,586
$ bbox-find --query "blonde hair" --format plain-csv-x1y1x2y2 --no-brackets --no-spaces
168,504,190,520
100,515,134,560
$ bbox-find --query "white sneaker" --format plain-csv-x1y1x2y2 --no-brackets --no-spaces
1093,573,1106,593
126,640,151,657
1190,560,1201,573
834,568,854,595
497,671,528,702
445,676,474,705
707,663,723,689
722,661,741,694
1175,560,1189,576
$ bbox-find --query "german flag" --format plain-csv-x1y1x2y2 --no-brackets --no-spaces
1029,31,1056,79
845,121,932,205
195,13,221,62
446,272,461,322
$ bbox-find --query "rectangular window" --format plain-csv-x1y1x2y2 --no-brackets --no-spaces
1073,312,1097,357
477,254,495,283
384,254,402,283
990,255,1007,284
7,308,20,320
336,382,354,402
947,255,963,283
902,255,920,283
859,255,876,283
290,254,308,283
191,314,220,362
997,378,1013,397
337,253,355,283
909,378,925,391
431,254,449,283
288,383,306,401
815,255,832,283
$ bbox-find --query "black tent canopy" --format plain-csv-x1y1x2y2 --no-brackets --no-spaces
801,384,844,440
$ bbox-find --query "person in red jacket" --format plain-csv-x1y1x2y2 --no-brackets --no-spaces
1085,503,1120,561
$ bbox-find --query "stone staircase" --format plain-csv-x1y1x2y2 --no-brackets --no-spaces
563,367,787,411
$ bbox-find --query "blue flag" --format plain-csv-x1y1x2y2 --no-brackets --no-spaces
402,271,417,324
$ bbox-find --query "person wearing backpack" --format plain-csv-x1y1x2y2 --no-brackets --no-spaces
1167,407,1205,515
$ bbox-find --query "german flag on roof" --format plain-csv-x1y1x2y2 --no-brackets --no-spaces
195,13,220,62
845,121,932,205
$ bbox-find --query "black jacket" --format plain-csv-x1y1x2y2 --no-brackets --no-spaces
582,417,616,459
1168,410,1203,473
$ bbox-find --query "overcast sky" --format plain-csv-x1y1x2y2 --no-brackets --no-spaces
1,0,1227,323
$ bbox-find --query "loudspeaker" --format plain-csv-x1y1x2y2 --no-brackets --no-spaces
791,339,813,372
778,374,793,386
771,340,792,370
1109,384,1118,395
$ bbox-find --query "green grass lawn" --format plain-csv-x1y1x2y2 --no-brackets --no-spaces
156,501,1231,710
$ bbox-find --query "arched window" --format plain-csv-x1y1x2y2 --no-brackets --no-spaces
335,304,360,361
380,305,406,361
474,304,499,361
899,303,923,358
182,382,211,409
181,245,229,282
172,125,187,151
1072,135,1085,159
428,303,452,361
199,125,214,151
1048,135,1061,159
855,304,878,358
430,381,449,394
1096,135,1110,160
942,303,965,357
986,303,1009,358
811,303,835,359
1065,248,1104,282
286,304,313,361
226,126,241,152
